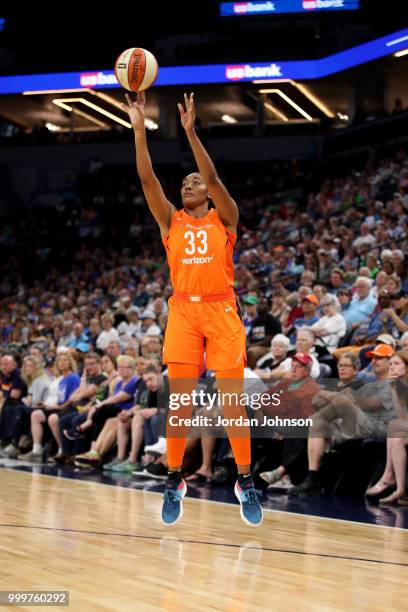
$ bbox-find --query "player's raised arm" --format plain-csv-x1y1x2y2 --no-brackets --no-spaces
178,92,239,233
122,92,176,236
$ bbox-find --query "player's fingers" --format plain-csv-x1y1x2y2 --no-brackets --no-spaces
137,91,146,106
125,93,132,107
177,102,184,116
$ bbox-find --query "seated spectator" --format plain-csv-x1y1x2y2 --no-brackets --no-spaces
291,294,320,340
383,290,408,336
21,356,52,409
370,270,389,299
312,284,327,304
271,290,291,329
290,345,394,497
137,310,161,339
328,268,349,294
74,355,139,465
105,340,122,359
282,286,311,335
96,313,120,351
305,294,346,354
350,290,394,347
365,254,380,279
124,339,140,360
0,355,28,458
366,351,408,504
67,322,89,355
343,277,377,329
106,364,162,473
242,295,257,336
247,296,282,368
271,329,320,379
25,351,80,463
352,223,376,250
254,334,292,379
117,306,141,341
386,274,401,296
258,353,320,489
316,249,333,283
87,318,101,350
48,353,108,464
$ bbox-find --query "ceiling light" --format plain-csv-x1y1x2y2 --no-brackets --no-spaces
291,82,335,118
52,99,107,127
144,118,158,130
45,122,61,132
221,114,237,124
258,89,313,121
52,97,131,127
394,48,408,57
263,102,288,122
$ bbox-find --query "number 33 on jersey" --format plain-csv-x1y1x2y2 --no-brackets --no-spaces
162,208,236,296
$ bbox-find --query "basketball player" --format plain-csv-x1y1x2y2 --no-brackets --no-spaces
122,91,262,527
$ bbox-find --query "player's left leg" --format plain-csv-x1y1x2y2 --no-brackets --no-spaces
216,366,263,527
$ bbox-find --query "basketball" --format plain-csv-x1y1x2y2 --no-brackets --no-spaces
114,47,159,92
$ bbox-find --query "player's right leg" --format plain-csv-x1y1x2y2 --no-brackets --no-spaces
161,363,201,525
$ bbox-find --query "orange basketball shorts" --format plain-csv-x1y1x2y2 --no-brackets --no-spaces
163,295,247,371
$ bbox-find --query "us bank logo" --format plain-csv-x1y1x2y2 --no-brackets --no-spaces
233,1,276,13
302,0,345,9
226,63,283,80
80,72,117,88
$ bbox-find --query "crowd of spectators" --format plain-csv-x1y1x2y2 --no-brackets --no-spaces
0,146,407,504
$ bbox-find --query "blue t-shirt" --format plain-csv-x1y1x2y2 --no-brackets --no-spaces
57,373,81,405
113,376,140,410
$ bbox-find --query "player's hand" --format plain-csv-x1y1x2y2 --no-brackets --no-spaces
178,92,195,133
121,92,146,133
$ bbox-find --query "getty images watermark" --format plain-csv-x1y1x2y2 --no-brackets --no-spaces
157,380,314,437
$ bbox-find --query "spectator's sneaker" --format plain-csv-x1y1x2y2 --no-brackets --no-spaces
74,450,101,466
3,444,19,459
111,459,137,473
259,469,282,485
17,450,43,463
234,476,263,527
144,437,167,455
48,452,74,465
288,478,321,497
63,427,85,441
102,458,123,471
145,462,168,479
161,478,188,525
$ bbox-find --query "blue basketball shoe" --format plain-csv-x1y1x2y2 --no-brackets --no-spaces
234,475,263,527
161,476,187,525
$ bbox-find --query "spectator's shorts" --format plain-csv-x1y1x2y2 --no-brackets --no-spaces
163,295,246,370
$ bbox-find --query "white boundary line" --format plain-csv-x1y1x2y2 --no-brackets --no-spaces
1,466,408,533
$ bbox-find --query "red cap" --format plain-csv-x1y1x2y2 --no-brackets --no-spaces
365,344,394,359
302,294,318,305
293,352,313,368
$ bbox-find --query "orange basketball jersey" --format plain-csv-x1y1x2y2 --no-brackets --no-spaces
162,208,236,296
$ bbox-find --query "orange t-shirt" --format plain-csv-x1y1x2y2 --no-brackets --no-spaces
162,208,236,296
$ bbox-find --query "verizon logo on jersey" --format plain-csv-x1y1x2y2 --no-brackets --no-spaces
182,255,215,265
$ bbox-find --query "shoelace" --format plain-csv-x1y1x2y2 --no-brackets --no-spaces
164,488,182,507
241,488,262,505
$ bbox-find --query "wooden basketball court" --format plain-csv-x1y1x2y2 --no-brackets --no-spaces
0,468,407,611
